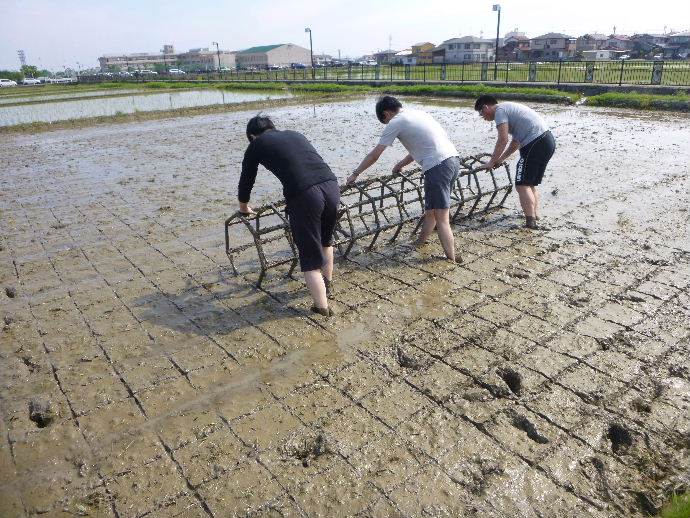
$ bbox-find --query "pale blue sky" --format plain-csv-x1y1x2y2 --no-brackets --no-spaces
1,0,688,70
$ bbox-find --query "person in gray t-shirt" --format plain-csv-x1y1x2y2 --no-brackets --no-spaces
474,95,556,229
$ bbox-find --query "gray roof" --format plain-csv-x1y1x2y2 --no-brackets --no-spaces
441,36,498,44
580,33,608,40
532,33,574,40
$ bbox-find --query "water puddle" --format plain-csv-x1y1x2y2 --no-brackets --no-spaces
0,89,292,126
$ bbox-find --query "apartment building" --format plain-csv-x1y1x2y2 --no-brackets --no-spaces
235,44,311,68
98,44,236,71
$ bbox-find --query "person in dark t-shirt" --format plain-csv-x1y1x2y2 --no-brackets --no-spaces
238,115,340,317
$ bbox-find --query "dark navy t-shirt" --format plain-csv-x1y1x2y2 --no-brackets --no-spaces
238,129,336,203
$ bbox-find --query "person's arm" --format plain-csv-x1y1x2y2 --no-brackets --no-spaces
478,122,512,170
392,154,414,173
347,144,386,184
237,146,259,213
496,137,520,164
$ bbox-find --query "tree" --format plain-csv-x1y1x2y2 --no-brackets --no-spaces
107,64,121,73
153,63,167,73
20,65,39,78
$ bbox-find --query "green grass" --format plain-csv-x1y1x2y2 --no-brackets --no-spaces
585,91,690,111
661,491,690,518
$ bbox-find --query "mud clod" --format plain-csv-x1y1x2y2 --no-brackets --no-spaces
669,365,690,380
631,398,652,414
396,346,428,370
497,368,523,396
5,286,16,298
281,432,331,467
28,398,56,428
608,423,633,453
511,414,549,444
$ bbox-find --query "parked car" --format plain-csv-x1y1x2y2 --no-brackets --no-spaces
118,71,133,77
291,63,307,69
21,78,42,85
0,78,18,87
168,68,185,75
49,77,76,84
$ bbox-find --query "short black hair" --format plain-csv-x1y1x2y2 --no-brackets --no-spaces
375,95,403,123
474,95,498,112
246,115,275,142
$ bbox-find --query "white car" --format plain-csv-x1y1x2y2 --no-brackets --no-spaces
0,78,18,87
22,78,42,85
168,68,185,75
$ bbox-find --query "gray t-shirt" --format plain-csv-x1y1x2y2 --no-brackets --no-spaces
494,102,548,147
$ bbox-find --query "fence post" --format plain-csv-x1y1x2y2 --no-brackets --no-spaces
618,60,624,86
423,64,426,82
461,61,465,83
361,64,364,81
390,63,393,82
505,61,509,83
557,60,562,85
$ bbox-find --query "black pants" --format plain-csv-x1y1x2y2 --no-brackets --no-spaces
286,180,340,272
516,131,556,186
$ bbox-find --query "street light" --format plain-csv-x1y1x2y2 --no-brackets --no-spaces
492,4,501,80
212,41,221,73
305,27,314,79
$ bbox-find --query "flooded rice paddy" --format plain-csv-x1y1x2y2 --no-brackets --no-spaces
0,94,689,517
0,89,292,126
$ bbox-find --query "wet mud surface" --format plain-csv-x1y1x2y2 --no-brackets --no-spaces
1,96,689,517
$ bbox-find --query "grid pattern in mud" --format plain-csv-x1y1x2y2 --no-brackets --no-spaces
1,100,689,517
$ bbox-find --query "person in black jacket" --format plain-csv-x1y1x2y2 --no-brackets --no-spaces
238,115,340,316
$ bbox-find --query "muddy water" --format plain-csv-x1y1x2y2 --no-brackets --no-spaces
0,89,292,126
0,89,142,104
1,96,689,517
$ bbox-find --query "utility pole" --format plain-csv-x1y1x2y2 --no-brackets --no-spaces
305,28,314,79
492,4,501,81
213,42,221,72
17,50,26,68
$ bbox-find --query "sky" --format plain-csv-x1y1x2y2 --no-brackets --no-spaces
1,0,689,71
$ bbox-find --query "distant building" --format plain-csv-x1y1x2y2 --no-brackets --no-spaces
410,42,435,64
434,36,501,63
666,31,690,59
582,49,625,60
529,33,577,60
235,43,311,68
606,35,633,51
498,35,530,61
394,49,415,65
98,44,236,71
372,50,398,64
576,33,609,51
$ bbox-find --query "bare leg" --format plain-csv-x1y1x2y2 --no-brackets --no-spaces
434,208,455,261
304,269,328,309
531,186,540,219
516,185,536,218
321,246,334,282
417,210,436,245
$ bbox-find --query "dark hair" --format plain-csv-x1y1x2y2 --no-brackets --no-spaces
375,95,403,123
246,115,275,142
475,95,498,112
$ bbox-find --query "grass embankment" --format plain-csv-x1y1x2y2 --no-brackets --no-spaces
585,91,690,111
661,491,690,518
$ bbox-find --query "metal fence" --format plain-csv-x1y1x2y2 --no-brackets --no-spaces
241,61,689,86
91,60,689,87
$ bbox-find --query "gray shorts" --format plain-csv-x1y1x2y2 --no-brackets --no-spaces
423,156,460,210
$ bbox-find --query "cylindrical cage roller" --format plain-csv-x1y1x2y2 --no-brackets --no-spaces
224,153,511,285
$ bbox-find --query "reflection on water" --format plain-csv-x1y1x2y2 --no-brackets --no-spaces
0,89,292,126
0,89,142,105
